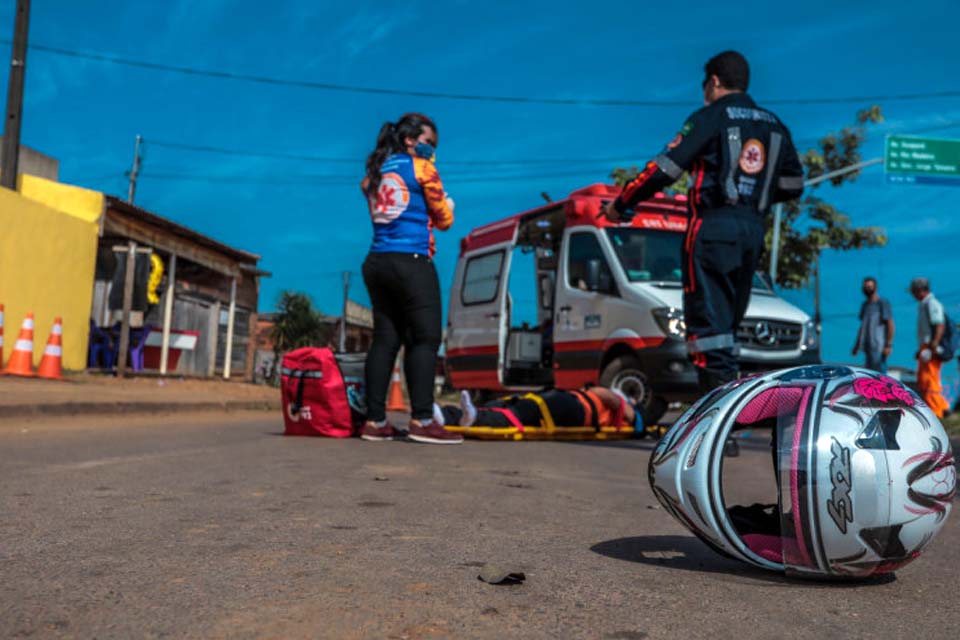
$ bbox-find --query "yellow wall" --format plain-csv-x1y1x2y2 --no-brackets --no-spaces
18,174,104,224
0,187,100,370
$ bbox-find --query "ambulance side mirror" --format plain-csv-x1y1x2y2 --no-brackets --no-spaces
585,259,613,294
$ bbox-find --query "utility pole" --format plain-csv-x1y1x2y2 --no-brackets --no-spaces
0,0,30,191
127,134,142,203
339,271,350,352
813,252,822,339
768,157,884,284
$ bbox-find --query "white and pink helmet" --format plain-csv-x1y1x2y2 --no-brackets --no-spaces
648,365,956,578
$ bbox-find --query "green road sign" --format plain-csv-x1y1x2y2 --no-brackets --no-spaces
886,135,960,186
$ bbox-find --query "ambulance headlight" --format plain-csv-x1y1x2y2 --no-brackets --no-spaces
802,319,819,351
652,307,686,340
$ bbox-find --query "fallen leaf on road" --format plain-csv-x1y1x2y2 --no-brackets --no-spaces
478,563,525,585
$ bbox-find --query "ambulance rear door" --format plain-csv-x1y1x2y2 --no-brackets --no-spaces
445,218,519,391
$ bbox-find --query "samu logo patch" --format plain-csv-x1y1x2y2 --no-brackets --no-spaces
739,139,766,174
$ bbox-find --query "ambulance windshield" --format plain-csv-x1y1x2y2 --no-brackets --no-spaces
605,228,773,292
605,228,683,282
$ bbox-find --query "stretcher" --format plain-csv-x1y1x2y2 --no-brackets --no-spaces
441,423,637,441
440,392,654,441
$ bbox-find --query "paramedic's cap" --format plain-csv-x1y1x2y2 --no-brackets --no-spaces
908,277,930,293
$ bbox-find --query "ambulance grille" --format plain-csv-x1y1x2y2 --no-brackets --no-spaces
737,319,803,350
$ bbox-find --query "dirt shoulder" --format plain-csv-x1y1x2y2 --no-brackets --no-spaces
0,373,279,419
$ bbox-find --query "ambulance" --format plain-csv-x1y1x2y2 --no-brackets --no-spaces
444,183,820,424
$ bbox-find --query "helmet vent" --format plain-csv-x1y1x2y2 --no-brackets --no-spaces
855,409,902,451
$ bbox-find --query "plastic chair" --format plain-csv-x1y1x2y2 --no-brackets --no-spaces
129,324,153,372
109,322,153,372
88,319,116,369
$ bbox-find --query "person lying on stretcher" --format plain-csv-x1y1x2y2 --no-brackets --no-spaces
433,387,643,431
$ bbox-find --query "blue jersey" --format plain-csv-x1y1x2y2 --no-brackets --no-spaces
367,153,453,256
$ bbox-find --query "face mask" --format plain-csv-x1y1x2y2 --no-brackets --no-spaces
414,142,435,161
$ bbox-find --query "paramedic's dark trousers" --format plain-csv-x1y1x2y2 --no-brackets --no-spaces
362,252,442,422
683,210,765,393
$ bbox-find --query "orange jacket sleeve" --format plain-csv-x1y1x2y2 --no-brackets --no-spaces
413,157,454,231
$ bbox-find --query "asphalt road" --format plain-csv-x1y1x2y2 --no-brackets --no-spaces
1,412,957,639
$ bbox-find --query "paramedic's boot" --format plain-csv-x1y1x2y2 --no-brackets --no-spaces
696,366,738,395
408,419,464,445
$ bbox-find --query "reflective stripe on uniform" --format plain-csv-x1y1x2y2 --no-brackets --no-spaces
758,132,783,211
778,175,804,190
686,333,736,354
654,154,684,180
724,126,742,205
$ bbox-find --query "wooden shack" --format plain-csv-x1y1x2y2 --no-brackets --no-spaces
90,196,268,380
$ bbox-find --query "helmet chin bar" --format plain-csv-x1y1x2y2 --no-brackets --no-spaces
648,366,956,579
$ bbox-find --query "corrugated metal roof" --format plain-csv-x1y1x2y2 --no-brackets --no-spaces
105,195,261,264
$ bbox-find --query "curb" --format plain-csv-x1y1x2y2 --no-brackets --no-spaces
0,399,280,419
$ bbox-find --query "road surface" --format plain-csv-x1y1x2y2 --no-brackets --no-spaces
1,412,956,639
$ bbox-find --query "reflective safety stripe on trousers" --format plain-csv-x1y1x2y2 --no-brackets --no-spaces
686,333,736,354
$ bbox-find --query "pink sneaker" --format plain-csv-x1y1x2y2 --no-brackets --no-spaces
407,420,464,445
360,422,398,442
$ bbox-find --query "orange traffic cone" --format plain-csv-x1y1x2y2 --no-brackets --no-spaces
3,312,35,377
0,303,5,367
386,362,409,412
37,317,64,380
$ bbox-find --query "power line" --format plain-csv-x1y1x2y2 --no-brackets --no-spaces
142,119,960,169
145,139,640,166
9,39,960,107
136,117,960,187
138,168,609,185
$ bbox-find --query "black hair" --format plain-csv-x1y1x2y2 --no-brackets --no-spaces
704,51,750,92
863,276,877,286
364,112,437,196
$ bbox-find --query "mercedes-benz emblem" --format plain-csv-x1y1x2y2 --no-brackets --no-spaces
753,321,777,346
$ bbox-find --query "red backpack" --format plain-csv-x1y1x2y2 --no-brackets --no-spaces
281,347,360,437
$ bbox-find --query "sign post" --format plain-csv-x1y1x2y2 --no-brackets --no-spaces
885,135,960,186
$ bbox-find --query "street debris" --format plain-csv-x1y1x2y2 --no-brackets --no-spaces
478,563,525,585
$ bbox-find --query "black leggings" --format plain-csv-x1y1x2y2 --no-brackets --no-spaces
362,251,442,421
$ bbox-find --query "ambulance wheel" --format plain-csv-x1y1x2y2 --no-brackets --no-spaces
599,355,668,425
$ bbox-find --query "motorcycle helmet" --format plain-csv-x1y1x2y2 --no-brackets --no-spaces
648,365,955,578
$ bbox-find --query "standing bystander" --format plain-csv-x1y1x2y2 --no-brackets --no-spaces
910,277,950,418
851,277,894,373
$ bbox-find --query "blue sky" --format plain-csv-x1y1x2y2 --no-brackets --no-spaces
3,0,959,394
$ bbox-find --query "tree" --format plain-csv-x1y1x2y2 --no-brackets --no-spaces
265,291,332,383
609,106,887,288
766,106,886,289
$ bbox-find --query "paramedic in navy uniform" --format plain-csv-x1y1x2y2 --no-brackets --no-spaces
359,113,463,444
602,51,804,394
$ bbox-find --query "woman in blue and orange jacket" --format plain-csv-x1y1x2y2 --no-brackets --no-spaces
359,112,460,444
